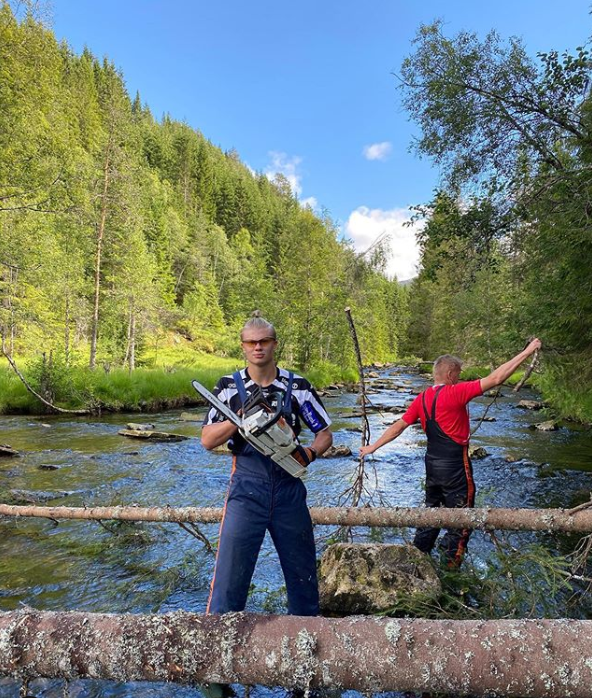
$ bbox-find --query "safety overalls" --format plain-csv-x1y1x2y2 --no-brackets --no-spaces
413,385,475,566
206,372,319,616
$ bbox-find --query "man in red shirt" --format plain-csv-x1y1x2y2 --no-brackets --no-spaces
360,339,541,566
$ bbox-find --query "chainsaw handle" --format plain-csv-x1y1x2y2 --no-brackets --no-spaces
250,393,286,436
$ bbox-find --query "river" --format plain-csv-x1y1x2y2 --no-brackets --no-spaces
0,366,591,697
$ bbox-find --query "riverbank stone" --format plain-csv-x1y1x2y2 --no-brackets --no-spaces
126,422,155,431
517,399,544,410
530,420,559,432
0,444,19,457
321,445,352,458
319,543,441,616
469,446,489,459
118,429,189,442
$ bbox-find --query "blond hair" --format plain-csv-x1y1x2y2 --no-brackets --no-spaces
240,310,276,340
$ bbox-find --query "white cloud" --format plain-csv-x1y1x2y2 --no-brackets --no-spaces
265,151,303,196
345,206,423,281
363,141,392,161
300,196,318,210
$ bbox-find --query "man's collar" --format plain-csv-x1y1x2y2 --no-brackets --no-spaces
244,366,280,386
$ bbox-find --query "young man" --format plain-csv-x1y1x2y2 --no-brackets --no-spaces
360,338,541,565
201,313,333,615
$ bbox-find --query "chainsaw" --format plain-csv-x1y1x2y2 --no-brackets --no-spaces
192,380,308,478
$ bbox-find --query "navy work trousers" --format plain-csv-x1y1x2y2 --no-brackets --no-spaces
207,457,319,616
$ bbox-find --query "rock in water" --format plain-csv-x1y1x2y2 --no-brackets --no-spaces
321,445,352,458
319,543,441,616
118,430,189,442
530,420,559,432
0,444,19,457
126,423,155,431
516,400,543,410
469,446,489,459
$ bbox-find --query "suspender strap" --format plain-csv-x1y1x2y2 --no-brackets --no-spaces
431,385,445,420
422,385,445,422
233,370,248,407
283,371,294,416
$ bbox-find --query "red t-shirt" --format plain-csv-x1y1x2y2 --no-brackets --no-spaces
402,380,483,445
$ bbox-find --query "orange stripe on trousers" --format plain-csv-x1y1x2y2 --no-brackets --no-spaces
205,455,236,614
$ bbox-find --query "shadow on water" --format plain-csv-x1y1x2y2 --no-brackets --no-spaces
0,367,591,697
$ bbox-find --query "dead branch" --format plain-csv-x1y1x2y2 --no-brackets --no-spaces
513,347,540,392
1,350,91,415
343,307,370,512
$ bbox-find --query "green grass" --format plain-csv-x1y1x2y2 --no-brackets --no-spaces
0,354,358,415
0,353,242,415
303,361,358,388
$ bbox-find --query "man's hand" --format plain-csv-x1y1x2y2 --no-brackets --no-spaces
292,445,317,467
359,444,376,458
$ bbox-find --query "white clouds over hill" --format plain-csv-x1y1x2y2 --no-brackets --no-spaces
345,206,422,281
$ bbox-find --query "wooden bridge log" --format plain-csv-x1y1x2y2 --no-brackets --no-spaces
2,503,592,532
0,610,592,696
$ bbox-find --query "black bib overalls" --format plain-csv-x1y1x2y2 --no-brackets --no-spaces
413,386,475,566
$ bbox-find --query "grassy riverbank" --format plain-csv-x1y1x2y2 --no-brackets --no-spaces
0,356,359,415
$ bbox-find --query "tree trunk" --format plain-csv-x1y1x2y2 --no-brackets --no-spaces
89,143,112,370
2,503,592,533
128,301,136,371
64,293,70,366
0,610,591,696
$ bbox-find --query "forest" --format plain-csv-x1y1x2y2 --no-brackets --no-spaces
0,1,406,412
2,3,592,423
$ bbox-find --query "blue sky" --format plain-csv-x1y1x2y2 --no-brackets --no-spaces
49,1,591,280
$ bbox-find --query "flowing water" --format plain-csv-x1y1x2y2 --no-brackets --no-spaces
0,366,591,697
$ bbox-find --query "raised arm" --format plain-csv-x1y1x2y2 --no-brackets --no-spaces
359,418,409,457
480,338,542,393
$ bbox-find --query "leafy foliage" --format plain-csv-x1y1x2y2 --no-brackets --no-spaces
0,2,407,392
400,19,592,419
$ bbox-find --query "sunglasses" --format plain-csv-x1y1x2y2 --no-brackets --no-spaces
241,337,276,349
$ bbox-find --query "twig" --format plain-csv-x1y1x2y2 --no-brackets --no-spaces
513,348,540,392
470,393,499,436
177,522,214,554
567,495,592,516
343,309,371,521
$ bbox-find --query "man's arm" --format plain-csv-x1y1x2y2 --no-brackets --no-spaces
309,426,332,457
359,418,409,457
480,338,542,393
201,420,238,450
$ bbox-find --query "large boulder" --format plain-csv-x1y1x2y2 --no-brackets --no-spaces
319,543,441,616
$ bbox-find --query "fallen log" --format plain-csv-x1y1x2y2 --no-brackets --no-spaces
2,504,592,532
0,610,592,696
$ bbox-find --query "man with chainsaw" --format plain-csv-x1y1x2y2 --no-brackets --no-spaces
200,312,333,616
